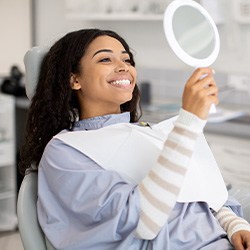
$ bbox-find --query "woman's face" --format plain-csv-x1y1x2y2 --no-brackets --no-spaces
71,35,137,119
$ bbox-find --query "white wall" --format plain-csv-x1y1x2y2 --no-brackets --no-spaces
0,0,31,76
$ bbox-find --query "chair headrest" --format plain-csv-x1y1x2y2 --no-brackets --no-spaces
24,46,49,100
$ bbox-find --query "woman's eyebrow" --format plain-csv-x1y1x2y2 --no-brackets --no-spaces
92,49,128,58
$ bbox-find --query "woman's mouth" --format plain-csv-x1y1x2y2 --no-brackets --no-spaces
108,79,133,89
109,79,131,86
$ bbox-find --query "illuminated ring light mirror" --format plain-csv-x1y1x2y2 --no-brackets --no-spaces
163,0,220,113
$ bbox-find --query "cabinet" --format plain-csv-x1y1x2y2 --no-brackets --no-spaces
0,94,17,231
65,0,168,21
66,13,163,21
205,133,250,189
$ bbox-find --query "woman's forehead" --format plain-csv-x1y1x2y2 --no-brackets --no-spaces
86,35,126,56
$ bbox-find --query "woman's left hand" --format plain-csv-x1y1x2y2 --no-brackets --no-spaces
231,230,250,250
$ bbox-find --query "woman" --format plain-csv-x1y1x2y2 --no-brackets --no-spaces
19,29,250,250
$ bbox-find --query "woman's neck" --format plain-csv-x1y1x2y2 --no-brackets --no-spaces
79,107,121,120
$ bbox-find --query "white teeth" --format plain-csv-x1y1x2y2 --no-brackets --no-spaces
110,79,131,85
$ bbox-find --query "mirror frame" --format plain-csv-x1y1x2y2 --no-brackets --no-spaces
163,0,220,67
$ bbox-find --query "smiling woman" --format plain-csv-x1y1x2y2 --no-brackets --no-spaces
19,29,141,175
19,29,250,250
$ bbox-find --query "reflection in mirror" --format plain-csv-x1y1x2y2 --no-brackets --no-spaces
172,6,215,59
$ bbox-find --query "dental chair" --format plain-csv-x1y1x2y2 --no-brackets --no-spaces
17,171,53,250
17,47,55,250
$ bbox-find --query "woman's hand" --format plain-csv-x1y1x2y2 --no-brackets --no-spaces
182,67,218,120
231,230,250,250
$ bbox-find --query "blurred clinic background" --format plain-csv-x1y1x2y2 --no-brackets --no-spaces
0,0,250,248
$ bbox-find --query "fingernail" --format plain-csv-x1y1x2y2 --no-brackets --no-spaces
212,69,216,74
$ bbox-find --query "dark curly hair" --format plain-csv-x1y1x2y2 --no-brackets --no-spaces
19,29,141,175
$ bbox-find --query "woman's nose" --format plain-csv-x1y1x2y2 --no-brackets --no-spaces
114,61,129,72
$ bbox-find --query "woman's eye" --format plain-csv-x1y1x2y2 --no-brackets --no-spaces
124,58,132,64
99,57,111,63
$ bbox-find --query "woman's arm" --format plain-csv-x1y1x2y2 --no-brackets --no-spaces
135,109,206,239
135,68,217,239
215,207,250,249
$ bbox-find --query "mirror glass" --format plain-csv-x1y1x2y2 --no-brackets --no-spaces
172,6,215,60
163,0,220,67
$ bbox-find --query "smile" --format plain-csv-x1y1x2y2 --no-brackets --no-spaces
109,79,131,86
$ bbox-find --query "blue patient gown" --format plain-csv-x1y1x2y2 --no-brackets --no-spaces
37,113,241,250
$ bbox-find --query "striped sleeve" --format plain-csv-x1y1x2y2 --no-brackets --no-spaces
215,206,250,242
135,109,207,239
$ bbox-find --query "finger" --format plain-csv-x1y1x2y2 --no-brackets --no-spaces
233,240,245,250
201,77,216,88
244,235,250,249
232,235,245,250
189,76,217,94
189,81,218,100
187,67,214,86
202,85,219,96
195,83,218,97
204,93,219,106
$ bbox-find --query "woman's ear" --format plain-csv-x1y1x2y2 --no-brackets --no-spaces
70,74,81,90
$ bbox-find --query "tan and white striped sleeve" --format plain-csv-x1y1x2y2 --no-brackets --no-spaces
135,109,207,240
215,206,250,242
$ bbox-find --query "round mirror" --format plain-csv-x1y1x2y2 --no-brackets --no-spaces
163,0,220,68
